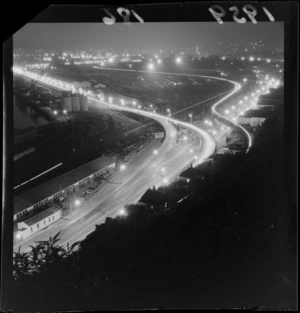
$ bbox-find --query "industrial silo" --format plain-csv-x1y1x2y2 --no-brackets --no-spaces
62,96,72,112
80,95,88,111
71,95,80,112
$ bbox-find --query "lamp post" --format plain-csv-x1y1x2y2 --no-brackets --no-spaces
120,164,126,183
70,198,80,220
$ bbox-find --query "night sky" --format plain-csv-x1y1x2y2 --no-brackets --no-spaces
14,22,283,54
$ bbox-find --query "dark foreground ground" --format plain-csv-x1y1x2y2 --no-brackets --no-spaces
11,99,297,311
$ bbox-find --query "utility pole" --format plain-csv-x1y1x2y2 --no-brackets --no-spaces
69,196,73,220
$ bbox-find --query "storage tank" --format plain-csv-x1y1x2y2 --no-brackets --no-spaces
80,95,88,111
71,95,80,112
62,96,72,112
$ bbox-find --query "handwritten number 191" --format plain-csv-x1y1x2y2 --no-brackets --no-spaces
103,7,144,25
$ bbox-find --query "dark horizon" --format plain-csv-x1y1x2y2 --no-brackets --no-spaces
13,22,284,54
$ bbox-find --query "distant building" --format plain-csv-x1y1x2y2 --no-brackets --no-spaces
17,205,62,239
72,81,92,89
238,109,270,127
138,188,178,208
94,83,106,89
178,166,207,184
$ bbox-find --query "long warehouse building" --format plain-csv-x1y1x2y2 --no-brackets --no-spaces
14,155,116,222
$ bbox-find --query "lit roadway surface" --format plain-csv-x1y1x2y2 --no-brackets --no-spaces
13,67,243,251
14,116,205,252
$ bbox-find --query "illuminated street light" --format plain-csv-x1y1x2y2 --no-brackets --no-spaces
132,100,137,106
148,63,155,71
74,199,81,206
53,110,58,115
153,149,158,155
15,232,22,240
244,96,248,100
231,105,235,109
183,135,188,141
189,149,194,153
138,105,141,109
163,177,169,185
175,57,182,64
120,164,126,171
225,110,230,115
157,59,162,64
249,56,255,62
239,100,243,104
119,208,127,216
63,109,67,114
108,57,114,63
243,78,248,82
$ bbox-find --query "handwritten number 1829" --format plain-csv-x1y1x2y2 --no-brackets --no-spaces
209,5,275,24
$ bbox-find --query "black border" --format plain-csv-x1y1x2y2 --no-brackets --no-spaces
2,2,298,311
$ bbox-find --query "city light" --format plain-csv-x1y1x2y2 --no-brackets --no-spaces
153,149,158,155
148,63,155,71
119,208,127,216
120,164,126,171
74,199,81,206
225,110,230,115
53,110,58,115
183,136,188,141
243,78,248,82
231,106,235,109
132,100,137,106
63,109,67,114
108,96,113,103
249,56,255,62
163,178,169,185
15,232,22,240
175,57,182,64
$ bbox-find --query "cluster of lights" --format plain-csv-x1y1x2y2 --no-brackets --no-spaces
239,56,274,63
204,120,213,126
25,63,49,69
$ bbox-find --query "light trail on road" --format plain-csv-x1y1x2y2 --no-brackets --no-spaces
13,66,243,251
92,66,251,152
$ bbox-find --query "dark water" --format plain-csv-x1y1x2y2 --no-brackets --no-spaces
14,95,49,130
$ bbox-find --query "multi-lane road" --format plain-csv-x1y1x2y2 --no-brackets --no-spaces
13,66,242,252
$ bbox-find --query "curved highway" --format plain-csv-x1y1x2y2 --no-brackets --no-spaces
13,66,243,251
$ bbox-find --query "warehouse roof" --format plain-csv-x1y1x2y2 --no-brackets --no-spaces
22,205,61,227
14,155,115,215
